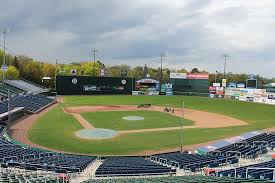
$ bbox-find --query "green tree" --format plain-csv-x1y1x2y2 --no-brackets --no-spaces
11,56,19,69
191,68,199,73
0,66,20,81
6,66,20,80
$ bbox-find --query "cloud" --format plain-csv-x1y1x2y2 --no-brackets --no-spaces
1,0,275,77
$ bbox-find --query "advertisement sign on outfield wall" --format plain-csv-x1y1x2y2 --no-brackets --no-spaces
186,73,209,80
216,87,224,95
170,73,187,79
225,88,241,97
237,83,245,88
228,83,237,88
209,86,216,94
213,83,221,87
265,93,275,105
222,79,227,87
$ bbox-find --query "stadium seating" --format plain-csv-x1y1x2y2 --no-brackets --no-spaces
0,171,57,183
0,94,55,114
10,94,55,113
209,133,275,158
95,157,175,177
4,79,48,93
0,82,23,98
217,159,275,181
82,175,272,183
0,125,3,132
0,103,8,114
0,138,96,173
151,152,238,171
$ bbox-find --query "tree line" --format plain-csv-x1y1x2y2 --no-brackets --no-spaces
0,49,274,89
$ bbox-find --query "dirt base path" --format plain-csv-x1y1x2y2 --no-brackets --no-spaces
65,105,247,129
119,126,196,134
71,113,95,129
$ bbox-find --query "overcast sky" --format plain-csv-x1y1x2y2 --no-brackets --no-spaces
1,0,275,78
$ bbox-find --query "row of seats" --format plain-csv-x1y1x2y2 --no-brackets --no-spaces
4,79,48,94
0,171,57,183
0,139,96,173
151,152,238,171
83,175,272,183
0,126,4,140
0,94,55,114
217,159,275,181
0,82,24,98
0,103,8,114
209,133,275,158
95,157,175,177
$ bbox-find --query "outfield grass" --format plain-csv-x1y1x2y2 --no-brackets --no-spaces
81,110,194,130
28,96,275,155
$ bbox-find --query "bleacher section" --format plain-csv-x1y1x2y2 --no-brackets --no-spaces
10,94,55,113
0,107,25,124
95,157,175,177
151,152,238,171
0,103,7,114
217,160,275,181
83,175,272,183
0,171,57,183
0,125,3,134
0,82,23,98
4,79,48,94
0,139,96,173
209,132,275,158
0,94,55,114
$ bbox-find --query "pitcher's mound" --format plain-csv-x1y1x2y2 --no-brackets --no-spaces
75,129,119,139
122,116,144,121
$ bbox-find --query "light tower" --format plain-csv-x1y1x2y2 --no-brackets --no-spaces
92,49,98,77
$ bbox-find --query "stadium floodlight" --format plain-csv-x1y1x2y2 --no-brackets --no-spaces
222,54,230,78
92,49,99,77
160,53,166,84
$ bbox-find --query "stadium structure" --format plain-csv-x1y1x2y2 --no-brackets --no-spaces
0,73,275,183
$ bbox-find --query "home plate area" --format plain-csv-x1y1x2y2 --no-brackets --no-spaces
75,128,119,139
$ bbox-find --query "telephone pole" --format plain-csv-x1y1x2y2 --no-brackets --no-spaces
55,59,58,91
92,49,98,77
2,28,7,81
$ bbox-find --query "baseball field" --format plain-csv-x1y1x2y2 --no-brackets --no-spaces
18,95,275,155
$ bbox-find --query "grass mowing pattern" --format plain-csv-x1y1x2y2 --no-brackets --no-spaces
81,110,194,130
28,96,275,155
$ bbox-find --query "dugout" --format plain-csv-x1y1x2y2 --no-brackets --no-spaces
56,76,135,95
170,73,209,96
